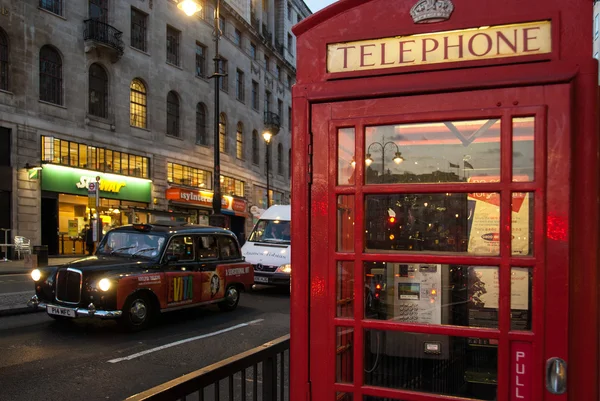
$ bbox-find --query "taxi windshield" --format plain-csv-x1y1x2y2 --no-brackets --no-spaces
97,231,166,259
248,219,291,244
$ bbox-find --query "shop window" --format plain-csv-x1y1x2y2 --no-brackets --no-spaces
39,45,62,105
0,28,8,91
236,122,244,159
130,78,147,128
88,63,108,118
196,103,208,145
167,162,211,189
219,112,227,153
221,175,245,197
166,91,180,137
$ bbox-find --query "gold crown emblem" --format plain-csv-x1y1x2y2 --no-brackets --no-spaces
410,0,454,24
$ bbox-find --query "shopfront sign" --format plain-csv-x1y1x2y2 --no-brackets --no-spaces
41,164,152,203
327,20,551,74
166,187,248,216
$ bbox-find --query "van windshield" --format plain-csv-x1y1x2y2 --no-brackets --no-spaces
248,219,291,244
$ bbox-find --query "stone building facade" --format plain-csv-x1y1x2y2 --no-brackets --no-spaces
0,0,311,255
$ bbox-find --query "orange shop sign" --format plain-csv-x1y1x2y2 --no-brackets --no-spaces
166,187,248,215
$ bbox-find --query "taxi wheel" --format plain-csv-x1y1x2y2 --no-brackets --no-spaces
119,293,153,332
218,285,240,312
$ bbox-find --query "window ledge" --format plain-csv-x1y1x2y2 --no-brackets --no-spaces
166,62,183,70
195,141,210,147
131,125,151,132
39,100,66,109
195,75,210,83
0,89,14,95
38,7,66,20
166,134,184,141
130,46,150,56
237,98,246,105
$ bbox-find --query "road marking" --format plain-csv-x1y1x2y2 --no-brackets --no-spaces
107,319,264,363
0,291,34,296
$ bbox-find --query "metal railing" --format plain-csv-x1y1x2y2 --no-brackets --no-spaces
83,19,124,58
264,112,281,129
126,335,290,401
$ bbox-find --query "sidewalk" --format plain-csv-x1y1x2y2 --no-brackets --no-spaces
0,256,82,316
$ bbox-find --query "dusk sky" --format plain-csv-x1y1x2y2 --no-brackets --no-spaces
304,0,338,13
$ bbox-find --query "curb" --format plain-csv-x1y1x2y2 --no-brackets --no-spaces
0,306,44,317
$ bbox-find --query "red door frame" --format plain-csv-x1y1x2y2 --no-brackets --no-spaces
291,1,599,401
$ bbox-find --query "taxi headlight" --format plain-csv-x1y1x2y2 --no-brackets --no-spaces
98,278,112,292
277,264,291,274
31,269,41,282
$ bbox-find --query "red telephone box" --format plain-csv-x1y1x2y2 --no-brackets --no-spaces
290,1,599,400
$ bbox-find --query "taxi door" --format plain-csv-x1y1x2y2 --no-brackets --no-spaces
163,235,201,309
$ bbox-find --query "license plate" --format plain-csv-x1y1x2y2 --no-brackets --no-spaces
255,276,269,283
47,305,76,318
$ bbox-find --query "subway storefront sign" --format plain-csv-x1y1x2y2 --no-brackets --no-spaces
41,164,152,203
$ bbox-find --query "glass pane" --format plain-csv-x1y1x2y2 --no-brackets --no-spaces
365,193,500,256
511,267,533,331
512,192,533,256
336,327,354,384
364,263,499,328
338,128,356,185
337,393,353,401
365,119,500,184
364,330,498,400
337,262,354,318
337,195,355,252
513,117,534,181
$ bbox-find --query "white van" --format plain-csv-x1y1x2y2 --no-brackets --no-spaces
241,205,291,287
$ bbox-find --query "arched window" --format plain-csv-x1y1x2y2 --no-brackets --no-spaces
236,122,244,159
130,78,147,128
39,45,62,105
252,130,259,165
219,113,227,153
0,29,8,91
277,143,283,175
89,63,108,118
166,91,180,137
196,103,207,145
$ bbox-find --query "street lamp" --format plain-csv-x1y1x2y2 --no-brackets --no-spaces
365,141,404,180
176,0,226,227
262,130,277,207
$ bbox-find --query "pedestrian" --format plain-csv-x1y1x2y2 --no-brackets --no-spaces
85,224,94,255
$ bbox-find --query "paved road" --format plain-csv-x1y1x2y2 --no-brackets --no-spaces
0,286,290,401
0,273,31,294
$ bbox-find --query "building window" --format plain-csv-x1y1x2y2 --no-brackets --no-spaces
41,136,150,178
88,63,108,118
252,130,259,165
287,33,293,54
166,26,181,66
287,2,292,20
233,28,242,46
264,54,269,71
250,42,257,60
277,143,283,175
0,29,8,91
596,14,599,38
278,99,283,122
196,102,208,145
131,8,148,52
221,175,245,197
39,45,62,105
236,122,244,159
39,0,62,15
288,106,292,129
252,80,259,110
219,58,228,92
166,91,180,137
219,15,226,34
265,90,271,113
236,69,245,102
196,42,207,78
89,0,108,23
130,78,147,128
219,112,227,153
167,162,211,189
275,65,281,81
287,74,292,89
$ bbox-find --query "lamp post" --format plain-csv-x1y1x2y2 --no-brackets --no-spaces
365,141,404,181
262,130,277,207
176,0,226,227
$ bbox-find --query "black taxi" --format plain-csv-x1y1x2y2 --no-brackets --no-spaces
28,222,254,331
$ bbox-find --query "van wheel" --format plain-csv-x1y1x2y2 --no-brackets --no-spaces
118,293,153,332
218,286,240,312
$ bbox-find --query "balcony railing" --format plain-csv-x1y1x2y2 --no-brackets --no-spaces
83,19,124,59
264,111,281,135
126,335,290,401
